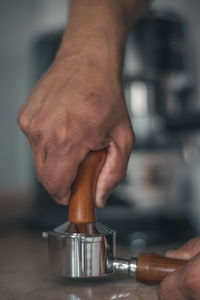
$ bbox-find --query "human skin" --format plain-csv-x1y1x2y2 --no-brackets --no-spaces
18,0,149,206
159,237,200,300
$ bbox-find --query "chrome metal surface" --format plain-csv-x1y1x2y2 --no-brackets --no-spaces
112,257,137,277
129,257,138,276
42,232,48,239
47,221,115,278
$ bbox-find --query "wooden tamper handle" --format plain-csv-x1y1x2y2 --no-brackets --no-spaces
136,253,187,284
68,150,107,224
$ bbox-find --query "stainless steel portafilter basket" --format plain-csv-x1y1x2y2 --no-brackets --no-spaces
43,221,116,278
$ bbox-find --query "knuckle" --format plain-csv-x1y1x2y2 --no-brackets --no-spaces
111,168,126,185
30,117,43,139
53,125,68,146
126,129,135,149
18,112,29,133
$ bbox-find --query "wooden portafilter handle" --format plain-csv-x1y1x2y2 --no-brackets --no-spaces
68,149,107,224
135,253,187,284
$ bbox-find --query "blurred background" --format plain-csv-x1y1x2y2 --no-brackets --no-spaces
1,0,200,254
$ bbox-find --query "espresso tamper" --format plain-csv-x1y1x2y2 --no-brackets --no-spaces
43,150,187,284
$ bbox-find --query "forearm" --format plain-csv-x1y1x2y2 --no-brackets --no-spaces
56,0,150,76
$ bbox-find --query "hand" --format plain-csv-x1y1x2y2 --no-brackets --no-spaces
159,237,200,300
18,42,134,206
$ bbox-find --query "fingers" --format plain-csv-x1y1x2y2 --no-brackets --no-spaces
159,253,200,300
158,266,187,300
41,145,88,205
166,237,200,260
18,105,88,205
95,129,135,207
18,110,49,181
31,144,47,181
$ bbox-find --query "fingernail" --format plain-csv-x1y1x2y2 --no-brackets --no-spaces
100,196,107,207
165,250,175,257
96,194,107,207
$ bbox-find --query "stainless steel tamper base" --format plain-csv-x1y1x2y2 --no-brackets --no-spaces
43,221,116,278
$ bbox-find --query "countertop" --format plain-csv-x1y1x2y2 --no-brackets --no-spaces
0,194,178,300
0,228,161,300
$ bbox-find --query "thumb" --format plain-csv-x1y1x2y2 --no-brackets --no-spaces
166,237,200,260
95,140,130,207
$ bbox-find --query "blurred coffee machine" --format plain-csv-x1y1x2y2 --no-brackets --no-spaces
32,9,199,248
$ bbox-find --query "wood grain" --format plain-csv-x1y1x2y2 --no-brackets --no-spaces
136,253,187,284
68,149,107,224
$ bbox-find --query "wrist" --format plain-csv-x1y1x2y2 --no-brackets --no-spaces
55,29,125,81
55,1,129,78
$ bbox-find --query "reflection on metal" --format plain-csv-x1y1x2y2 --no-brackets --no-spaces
112,257,137,276
110,292,130,299
42,232,48,239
